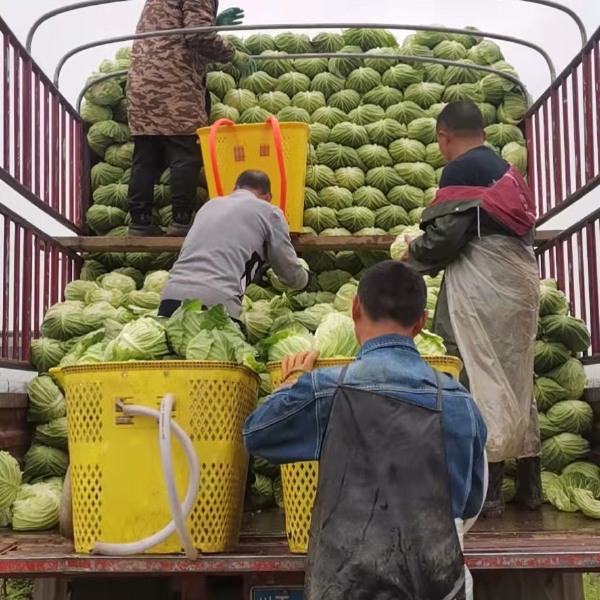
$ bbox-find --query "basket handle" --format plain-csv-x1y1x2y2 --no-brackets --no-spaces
208,118,235,197
265,116,288,214
208,117,287,211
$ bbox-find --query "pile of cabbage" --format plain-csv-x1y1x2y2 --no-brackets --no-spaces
25,262,446,513
23,260,599,518
0,579,33,599
0,449,63,533
80,27,528,261
0,345,69,532
502,280,597,517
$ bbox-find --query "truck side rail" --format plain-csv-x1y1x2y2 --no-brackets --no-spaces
526,25,600,225
25,0,131,54
27,0,587,57
0,202,82,370
536,210,600,361
76,57,528,115
53,22,557,88
0,16,87,233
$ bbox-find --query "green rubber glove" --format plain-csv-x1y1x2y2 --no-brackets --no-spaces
234,50,257,77
216,7,244,26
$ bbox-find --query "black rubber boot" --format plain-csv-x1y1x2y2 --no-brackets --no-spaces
127,223,163,237
165,222,191,237
165,210,192,237
127,214,163,237
514,456,543,511
482,461,505,518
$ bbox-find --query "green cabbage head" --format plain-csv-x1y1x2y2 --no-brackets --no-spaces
0,451,22,511
314,313,359,358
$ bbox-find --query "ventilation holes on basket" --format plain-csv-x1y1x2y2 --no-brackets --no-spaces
187,462,246,550
71,464,102,551
189,379,256,443
282,461,319,553
67,383,103,443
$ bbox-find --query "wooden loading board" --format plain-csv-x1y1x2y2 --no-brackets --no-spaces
56,231,560,254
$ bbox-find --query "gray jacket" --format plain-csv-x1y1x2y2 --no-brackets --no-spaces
161,190,308,318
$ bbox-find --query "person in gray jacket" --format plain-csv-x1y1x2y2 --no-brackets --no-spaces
158,170,313,322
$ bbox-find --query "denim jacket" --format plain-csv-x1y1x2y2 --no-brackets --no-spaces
244,335,488,520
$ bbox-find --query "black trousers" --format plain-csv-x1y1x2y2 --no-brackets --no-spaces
127,135,202,226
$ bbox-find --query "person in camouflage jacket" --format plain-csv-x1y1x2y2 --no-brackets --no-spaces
126,0,244,237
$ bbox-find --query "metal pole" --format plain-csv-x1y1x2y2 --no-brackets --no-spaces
54,22,557,88
520,0,587,45
26,0,132,54
76,54,529,113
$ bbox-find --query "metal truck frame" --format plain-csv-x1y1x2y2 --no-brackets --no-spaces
0,7,599,598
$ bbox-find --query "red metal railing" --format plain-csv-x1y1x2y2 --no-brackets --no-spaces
526,25,600,226
536,209,600,361
0,202,81,370
528,25,600,361
0,16,87,232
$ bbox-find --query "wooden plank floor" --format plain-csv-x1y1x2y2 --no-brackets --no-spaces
54,230,560,254
1,506,599,576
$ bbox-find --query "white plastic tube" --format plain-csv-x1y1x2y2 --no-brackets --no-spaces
464,449,489,534
459,450,489,600
92,398,200,557
159,394,197,559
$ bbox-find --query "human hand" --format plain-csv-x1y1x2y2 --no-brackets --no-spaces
281,350,320,384
252,263,270,287
400,235,412,262
304,270,319,293
216,7,244,26
234,51,257,77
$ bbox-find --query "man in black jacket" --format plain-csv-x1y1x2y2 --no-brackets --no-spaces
405,101,541,518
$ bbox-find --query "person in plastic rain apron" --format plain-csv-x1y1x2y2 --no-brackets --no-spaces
405,100,541,519
244,260,488,600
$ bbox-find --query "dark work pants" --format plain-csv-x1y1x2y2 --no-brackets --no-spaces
127,135,202,226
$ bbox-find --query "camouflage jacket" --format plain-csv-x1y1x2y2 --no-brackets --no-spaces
126,0,235,136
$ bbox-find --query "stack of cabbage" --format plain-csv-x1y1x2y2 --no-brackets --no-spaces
79,27,528,257
0,351,68,531
0,448,63,532
208,29,527,236
503,280,598,517
0,579,33,599
24,266,599,516
0,352,68,531
25,263,446,512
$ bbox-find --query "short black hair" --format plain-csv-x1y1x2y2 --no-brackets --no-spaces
357,260,427,327
437,100,485,135
235,170,271,194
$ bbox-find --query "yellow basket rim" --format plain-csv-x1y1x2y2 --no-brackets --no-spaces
266,355,463,373
50,360,260,383
197,121,310,135
266,358,352,373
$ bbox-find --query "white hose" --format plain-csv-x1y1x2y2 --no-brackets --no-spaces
92,398,200,557
459,450,489,600
159,394,197,559
464,449,489,534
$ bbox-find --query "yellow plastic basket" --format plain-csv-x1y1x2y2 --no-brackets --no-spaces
197,118,309,232
51,361,259,554
267,355,463,554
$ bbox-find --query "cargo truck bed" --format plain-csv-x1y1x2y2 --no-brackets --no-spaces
1,506,599,577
